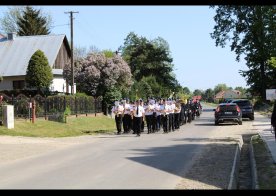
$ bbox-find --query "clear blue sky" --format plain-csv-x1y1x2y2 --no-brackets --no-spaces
0,6,248,92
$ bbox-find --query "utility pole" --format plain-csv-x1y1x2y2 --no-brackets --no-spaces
65,11,79,95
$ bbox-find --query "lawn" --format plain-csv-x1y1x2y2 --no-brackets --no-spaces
0,116,116,137
252,134,276,189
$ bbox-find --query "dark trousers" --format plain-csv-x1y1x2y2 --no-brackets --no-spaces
115,114,123,134
134,117,142,135
152,113,157,132
123,114,131,133
162,115,169,133
169,113,175,131
157,115,161,130
174,113,180,129
145,115,153,133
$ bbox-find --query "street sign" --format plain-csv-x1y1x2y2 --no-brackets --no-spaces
266,89,276,100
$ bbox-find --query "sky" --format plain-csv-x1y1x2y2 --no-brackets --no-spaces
0,6,248,92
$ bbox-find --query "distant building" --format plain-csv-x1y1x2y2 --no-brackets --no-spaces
0,33,73,93
214,90,241,100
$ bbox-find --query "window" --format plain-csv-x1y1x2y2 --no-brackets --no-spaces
13,80,25,90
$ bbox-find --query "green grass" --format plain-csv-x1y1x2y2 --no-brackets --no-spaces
0,116,116,137
202,102,218,107
252,135,276,189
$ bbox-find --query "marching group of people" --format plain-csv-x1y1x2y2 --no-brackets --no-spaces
111,98,202,137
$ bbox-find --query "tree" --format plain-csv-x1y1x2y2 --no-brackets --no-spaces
183,87,191,95
193,89,204,96
17,6,51,36
211,6,276,101
64,52,132,97
214,83,228,95
0,6,24,33
120,32,178,92
74,46,87,60
203,88,215,102
26,50,53,91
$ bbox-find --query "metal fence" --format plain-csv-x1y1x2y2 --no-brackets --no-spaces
0,93,102,119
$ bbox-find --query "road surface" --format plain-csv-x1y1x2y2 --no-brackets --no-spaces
0,104,258,189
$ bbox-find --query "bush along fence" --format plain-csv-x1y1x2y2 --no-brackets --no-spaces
0,93,102,122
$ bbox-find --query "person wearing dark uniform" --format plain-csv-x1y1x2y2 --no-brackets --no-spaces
133,100,145,137
112,101,124,135
174,100,181,129
122,99,131,133
160,99,169,133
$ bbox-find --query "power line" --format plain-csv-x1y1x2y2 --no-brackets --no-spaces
50,23,69,28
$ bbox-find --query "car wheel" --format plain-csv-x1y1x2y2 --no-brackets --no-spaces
238,120,242,125
215,120,219,125
250,116,254,120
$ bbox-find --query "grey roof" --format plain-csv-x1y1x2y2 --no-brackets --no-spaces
0,34,69,77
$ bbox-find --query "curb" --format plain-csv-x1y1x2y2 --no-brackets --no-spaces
249,135,259,189
228,137,243,189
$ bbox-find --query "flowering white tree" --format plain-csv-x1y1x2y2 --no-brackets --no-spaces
64,52,132,97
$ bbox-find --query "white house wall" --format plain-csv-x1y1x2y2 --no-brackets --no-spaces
50,77,67,93
0,76,24,90
0,79,13,90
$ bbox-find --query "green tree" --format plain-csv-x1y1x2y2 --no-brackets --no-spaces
183,87,191,95
203,88,215,102
211,6,276,101
193,89,204,96
120,32,179,92
17,6,51,36
214,83,228,95
26,50,53,91
0,6,24,33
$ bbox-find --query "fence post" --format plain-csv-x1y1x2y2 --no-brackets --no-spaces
29,95,31,122
85,97,87,116
12,94,14,105
75,96,77,117
32,99,36,123
44,95,47,120
94,97,97,117
63,96,66,112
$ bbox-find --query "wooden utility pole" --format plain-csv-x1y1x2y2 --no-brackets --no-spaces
65,11,79,95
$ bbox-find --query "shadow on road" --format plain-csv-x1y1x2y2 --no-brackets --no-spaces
171,137,240,143
194,123,215,126
127,142,237,189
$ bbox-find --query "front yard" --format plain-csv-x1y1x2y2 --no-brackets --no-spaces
0,116,116,137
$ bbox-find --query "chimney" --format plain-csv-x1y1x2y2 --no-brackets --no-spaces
7,32,17,40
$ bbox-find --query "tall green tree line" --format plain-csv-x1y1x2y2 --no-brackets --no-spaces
211,5,276,101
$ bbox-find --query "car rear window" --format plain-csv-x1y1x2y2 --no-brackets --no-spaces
233,100,251,107
219,105,237,111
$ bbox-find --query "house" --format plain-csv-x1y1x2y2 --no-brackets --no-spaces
214,90,241,100
0,33,73,93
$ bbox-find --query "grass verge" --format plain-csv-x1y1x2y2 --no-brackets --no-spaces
252,134,276,189
0,116,116,137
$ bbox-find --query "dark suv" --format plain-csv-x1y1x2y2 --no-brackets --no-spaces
214,103,242,125
230,99,254,120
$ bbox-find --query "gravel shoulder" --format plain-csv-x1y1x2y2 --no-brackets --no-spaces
0,135,96,163
176,140,238,189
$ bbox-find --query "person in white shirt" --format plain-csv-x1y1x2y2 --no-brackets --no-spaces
122,98,131,133
111,100,124,135
145,99,155,134
133,99,145,137
168,99,175,132
160,99,170,133
174,100,181,129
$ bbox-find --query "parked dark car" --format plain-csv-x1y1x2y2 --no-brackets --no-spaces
230,99,254,120
214,103,242,125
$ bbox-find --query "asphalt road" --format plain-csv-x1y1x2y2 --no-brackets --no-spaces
0,104,257,189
